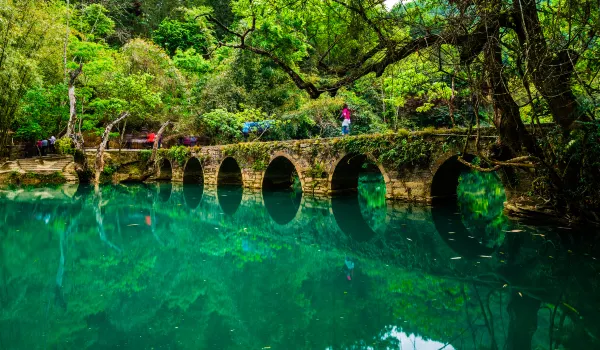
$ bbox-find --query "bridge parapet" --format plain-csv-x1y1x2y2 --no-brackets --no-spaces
81,130,534,204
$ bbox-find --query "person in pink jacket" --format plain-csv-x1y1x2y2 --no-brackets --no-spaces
341,104,351,136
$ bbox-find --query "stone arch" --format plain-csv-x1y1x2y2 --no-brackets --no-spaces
183,157,204,184
329,153,390,194
263,153,304,190
217,157,243,186
431,154,473,202
156,159,173,181
262,154,303,225
217,157,243,215
328,153,390,242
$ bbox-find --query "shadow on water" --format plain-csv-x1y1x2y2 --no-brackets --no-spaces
217,185,243,216
183,184,204,209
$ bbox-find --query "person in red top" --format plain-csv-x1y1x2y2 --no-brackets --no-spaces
147,131,156,149
341,104,351,136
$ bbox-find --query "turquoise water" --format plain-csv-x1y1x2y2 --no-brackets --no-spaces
1,174,599,349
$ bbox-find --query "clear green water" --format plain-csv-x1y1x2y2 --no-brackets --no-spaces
1,173,599,349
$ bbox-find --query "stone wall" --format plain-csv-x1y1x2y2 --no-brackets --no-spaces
75,131,535,208
156,131,534,203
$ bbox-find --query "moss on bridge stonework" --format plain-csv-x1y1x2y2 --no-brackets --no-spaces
151,130,529,203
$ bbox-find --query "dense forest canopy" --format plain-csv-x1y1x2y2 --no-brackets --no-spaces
0,0,599,218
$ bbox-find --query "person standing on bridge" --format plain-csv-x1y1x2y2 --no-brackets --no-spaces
49,136,56,154
341,104,351,136
41,138,49,156
147,131,156,149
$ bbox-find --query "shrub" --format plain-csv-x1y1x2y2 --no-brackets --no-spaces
56,137,75,155
167,145,190,166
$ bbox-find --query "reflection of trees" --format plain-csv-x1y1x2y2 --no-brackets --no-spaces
0,185,598,349
457,170,508,248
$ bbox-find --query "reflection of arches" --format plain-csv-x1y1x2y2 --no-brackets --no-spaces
431,154,496,258
263,155,302,190
263,155,303,225
158,183,172,202
183,158,204,184
157,159,172,181
217,157,243,186
218,185,243,216
330,154,388,194
330,153,388,242
332,196,377,242
264,190,302,225
183,184,203,209
432,204,495,258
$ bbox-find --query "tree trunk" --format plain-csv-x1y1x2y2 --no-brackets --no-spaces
63,0,70,82
513,0,584,129
94,112,129,185
448,75,456,128
484,27,537,156
149,120,170,164
93,186,122,252
66,64,83,138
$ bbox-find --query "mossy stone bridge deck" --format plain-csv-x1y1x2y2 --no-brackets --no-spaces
91,130,531,203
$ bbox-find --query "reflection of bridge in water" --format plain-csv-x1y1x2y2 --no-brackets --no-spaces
1,183,600,349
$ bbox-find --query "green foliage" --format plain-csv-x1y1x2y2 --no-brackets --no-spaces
334,133,434,169
72,4,115,41
197,109,244,144
223,142,274,170
102,164,118,176
56,137,75,155
152,17,211,56
167,145,190,166
139,150,152,162
534,122,600,213
306,162,326,179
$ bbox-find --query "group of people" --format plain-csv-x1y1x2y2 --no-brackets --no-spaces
177,136,200,147
36,136,56,156
123,132,162,149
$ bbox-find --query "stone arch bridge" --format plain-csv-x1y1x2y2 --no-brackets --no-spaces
143,131,532,203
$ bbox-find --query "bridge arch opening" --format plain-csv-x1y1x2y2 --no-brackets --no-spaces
431,154,508,257
157,159,172,181
217,157,243,186
217,157,243,215
263,156,300,190
183,158,204,184
331,154,388,242
262,156,302,225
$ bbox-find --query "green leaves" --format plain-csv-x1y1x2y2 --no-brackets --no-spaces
152,16,213,56
71,4,115,41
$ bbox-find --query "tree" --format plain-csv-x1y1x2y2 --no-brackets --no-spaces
0,0,64,148
208,0,600,217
